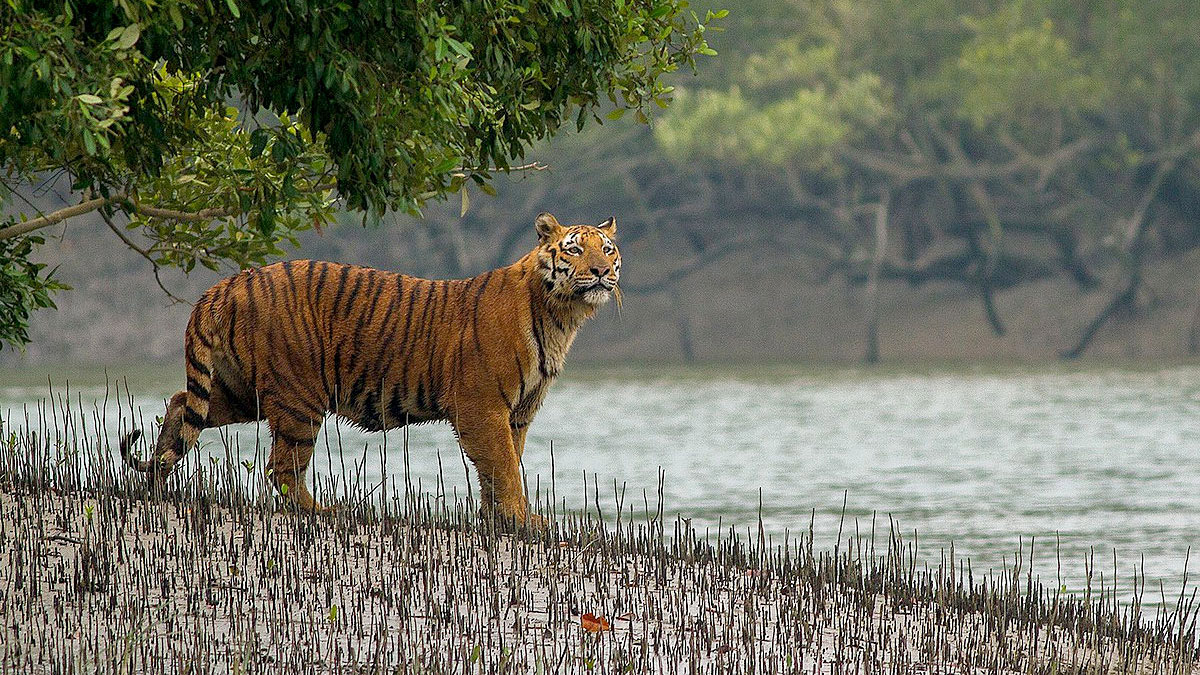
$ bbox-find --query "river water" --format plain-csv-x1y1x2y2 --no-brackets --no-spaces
2,364,1198,605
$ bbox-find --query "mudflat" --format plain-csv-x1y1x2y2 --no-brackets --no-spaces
1,462,1196,673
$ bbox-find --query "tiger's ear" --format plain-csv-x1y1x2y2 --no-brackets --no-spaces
598,216,617,238
535,212,563,243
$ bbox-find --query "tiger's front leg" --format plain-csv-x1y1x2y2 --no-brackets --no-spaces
454,412,543,528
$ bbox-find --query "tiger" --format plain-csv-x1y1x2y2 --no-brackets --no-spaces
119,212,621,525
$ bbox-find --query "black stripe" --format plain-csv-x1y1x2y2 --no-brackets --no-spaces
396,277,420,344
415,380,429,416
331,337,345,405
183,407,206,429
409,282,437,393
471,271,494,356
186,353,211,377
424,282,449,402
342,271,366,318
213,376,254,419
186,378,210,401
313,262,331,300
529,294,548,377
331,264,352,310
348,273,383,369
269,396,319,426
359,389,382,431
510,420,529,430
498,379,513,410
283,260,297,293
387,383,407,426
192,307,215,349
418,281,437,339
281,260,300,316
358,272,382,324
423,328,439,411
226,301,239,357
515,355,526,402
276,431,315,447
376,276,402,332
396,281,425,406
245,271,261,318
347,371,368,412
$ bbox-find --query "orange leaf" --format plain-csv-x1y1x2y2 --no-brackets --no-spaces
581,612,611,632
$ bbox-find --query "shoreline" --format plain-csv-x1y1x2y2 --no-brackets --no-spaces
1,451,1197,673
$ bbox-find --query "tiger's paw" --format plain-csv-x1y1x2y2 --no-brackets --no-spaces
483,502,551,532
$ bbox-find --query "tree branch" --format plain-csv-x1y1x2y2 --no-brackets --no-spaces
0,183,338,240
0,195,119,241
98,210,190,305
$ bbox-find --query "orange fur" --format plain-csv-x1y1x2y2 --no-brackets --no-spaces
120,213,621,525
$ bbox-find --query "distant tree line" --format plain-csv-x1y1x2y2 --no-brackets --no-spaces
654,0,1200,360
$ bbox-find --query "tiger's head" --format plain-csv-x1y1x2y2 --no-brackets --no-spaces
535,212,621,306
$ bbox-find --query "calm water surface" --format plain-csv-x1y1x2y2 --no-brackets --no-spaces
3,364,1198,604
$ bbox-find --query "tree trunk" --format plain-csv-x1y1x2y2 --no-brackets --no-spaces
1187,294,1200,355
864,188,890,364
1063,158,1176,359
670,286,696,363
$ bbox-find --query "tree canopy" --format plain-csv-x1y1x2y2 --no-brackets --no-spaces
0,0,720,348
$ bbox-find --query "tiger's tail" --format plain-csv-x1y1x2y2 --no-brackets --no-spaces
118,428,153,472
119,313,217,482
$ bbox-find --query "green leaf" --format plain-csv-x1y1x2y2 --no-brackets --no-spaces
433,156,460,173
115,24,141,50
606,108,627,120
459,185,470,216
224,0,241,19
76,94,103,105
249,129,270,158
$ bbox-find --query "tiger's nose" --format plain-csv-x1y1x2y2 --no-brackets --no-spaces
590,265,610,277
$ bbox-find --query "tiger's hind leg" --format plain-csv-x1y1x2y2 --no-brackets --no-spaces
265,415,327,511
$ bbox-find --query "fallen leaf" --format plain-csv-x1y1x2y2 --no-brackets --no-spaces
581,612,611,632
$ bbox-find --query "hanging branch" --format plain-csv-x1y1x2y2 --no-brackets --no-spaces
97,210,190,305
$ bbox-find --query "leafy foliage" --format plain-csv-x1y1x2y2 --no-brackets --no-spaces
0,234,68,350
0,0,719,349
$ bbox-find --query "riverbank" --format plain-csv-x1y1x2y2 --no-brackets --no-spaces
1,434,1196,674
